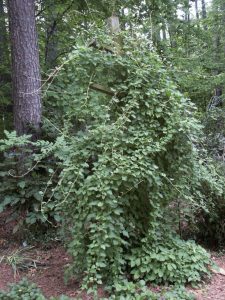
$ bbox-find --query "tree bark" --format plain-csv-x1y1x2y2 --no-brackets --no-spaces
7,0,42,137
201,0,207,19
0,0,7,64
45,0,58,68
185,4,190,22
162,21,167,41
195,0,199,19
212,3,222,97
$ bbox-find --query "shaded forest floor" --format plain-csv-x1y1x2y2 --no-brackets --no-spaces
0,210,91,299
193,255,225,300
0,211,225,300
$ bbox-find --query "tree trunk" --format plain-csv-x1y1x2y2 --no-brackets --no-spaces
168,22,177,48
195,0,199,19
0,0,7,64
223,2,225,60
7,0,42,137
45,0,58,68
185,5,190,22
162,22,167,41
213,3,222,97
201,0,207,19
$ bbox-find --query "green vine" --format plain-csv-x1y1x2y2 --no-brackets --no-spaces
45,32,213,291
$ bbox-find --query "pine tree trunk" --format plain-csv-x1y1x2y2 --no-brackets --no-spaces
213,1,223,97
45,0,58,68
201,0,207,19
7,0,42,137
184,0,190,22
223,2,225,59
0,0,7,64
195,0,199,19
168,23,177,48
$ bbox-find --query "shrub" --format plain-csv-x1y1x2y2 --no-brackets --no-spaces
110,282,195,300
44,32,213,290
0,278,195,300
129,233,211,285
0,132,61,232
0,31,216,295
0,278,46,300
0,279,73,300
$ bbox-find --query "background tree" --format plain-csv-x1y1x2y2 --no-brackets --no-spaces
0,0,11,139
0,0,7,64
202,0,207,18
44,0,58,69
7,0,41,137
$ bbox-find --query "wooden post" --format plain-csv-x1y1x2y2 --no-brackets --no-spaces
107,15,121,34
89,15,123,96
107,14,122,54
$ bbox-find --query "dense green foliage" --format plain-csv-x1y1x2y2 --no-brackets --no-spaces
0,279,71,300
0,279,46,300
110,283,195,300
0,278,195,300
130,234,210,284
42,32,214,291
0,132,61,231
1,0,225,298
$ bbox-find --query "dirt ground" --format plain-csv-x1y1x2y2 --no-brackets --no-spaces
0,211,225,300
0,211,88,299
193,255,225,300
